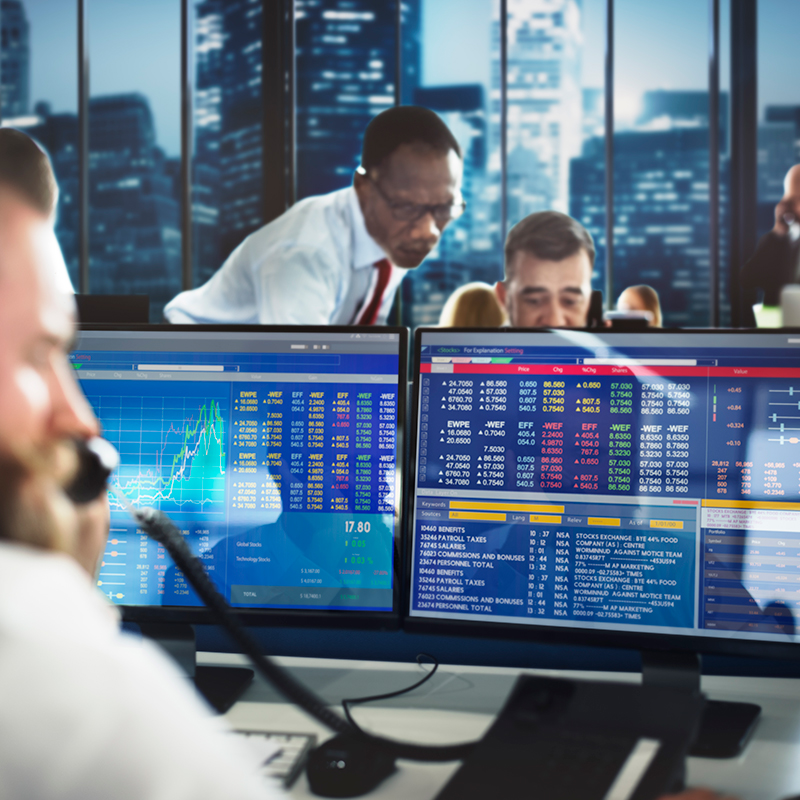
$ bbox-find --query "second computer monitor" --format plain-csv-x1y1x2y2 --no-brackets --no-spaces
406,328,800,658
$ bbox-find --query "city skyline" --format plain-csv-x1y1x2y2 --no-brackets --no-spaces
19,0,800,157
3,0,798,328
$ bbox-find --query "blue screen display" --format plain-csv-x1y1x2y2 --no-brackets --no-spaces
409,331,800,643
73,330,402,612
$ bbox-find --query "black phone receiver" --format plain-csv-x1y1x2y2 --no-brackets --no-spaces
587,289,604,328
65,437,119,504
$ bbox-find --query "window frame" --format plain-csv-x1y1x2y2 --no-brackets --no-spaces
57,0,759,324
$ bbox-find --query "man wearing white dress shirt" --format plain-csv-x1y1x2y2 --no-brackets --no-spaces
164,105,464,326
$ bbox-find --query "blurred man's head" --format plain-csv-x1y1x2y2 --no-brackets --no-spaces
495,211,595,328
0,194,95,463
0,127,59,220
354,106,464,268
774,165,800,235
784,165,800,204
0,132,98,555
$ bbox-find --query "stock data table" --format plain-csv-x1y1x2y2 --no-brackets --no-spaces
410,336,800,642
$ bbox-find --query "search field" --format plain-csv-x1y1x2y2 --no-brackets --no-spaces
582,358,698,366
137,364,225,371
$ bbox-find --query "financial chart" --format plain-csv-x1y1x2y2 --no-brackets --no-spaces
84,386,229,517
73,331,402,613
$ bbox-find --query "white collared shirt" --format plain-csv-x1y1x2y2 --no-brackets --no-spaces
164,187,404,326
0,541,283,800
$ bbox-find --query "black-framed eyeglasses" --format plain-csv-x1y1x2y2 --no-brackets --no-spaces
357,167,466,225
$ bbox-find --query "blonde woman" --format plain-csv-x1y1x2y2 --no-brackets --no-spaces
439,281,507,327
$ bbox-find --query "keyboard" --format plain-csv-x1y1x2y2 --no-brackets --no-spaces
231,730,317,788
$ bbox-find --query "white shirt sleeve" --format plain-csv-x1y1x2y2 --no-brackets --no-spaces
0,632,284,800
165,238,344,326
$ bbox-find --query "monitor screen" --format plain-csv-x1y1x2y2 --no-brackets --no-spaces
73,325,405,623
406,328,800,655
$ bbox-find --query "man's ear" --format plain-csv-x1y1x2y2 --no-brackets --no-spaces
353,169,370,209
494,280,507,308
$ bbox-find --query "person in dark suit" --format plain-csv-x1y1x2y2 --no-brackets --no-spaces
741,165,800,326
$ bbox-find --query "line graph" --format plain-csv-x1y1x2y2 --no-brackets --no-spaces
83,386,229,516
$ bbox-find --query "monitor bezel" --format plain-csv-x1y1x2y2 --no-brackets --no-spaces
403,326,800,659
76,323,407,630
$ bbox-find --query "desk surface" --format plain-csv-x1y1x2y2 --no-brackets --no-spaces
201,653,800,800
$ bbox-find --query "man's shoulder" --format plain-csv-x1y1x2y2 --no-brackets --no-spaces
248,187,354,249
233,187,356,277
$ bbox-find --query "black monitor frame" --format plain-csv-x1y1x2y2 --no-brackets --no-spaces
76,323,407,631
403,327,800,661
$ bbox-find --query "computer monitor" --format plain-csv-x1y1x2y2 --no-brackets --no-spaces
76,294,150,323
73,325,406,628
405,328,800,660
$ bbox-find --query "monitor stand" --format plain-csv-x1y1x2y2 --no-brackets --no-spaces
139,622,254,714
641,651,760,758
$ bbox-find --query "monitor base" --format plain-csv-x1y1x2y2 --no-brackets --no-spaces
194,665,255,714
642,650,761,758
138,622,255,713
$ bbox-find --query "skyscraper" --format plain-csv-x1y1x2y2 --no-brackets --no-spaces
295,0,399,199
88,93,181,319
570,90,730,326
494,0,583,224
399,84,499,330
1,0,29,118
192,0,224,284
218,0,263,262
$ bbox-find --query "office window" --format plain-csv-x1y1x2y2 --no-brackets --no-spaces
87,0,182,321
192,0,264,286
611,0,711,327
6,0,79,288
295,0,398,201
718,0,731,326
0,2,775,329
757,0,800,244
396,0,496,329
565,0,605,298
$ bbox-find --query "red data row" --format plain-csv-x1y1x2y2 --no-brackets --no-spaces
421,364,800,378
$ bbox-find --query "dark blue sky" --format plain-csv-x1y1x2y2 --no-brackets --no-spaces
24,0,800,156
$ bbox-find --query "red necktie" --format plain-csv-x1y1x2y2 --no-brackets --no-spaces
357,258,392,326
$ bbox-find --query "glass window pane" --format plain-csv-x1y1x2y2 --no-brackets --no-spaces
506,0,596,224
718,0,731,326
88,0,181,320
295,0,398,200
567,0,607,303
613,0,710,326
192,0,263,285
757,1,800,244
4,0,79,289
398,0,499,330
